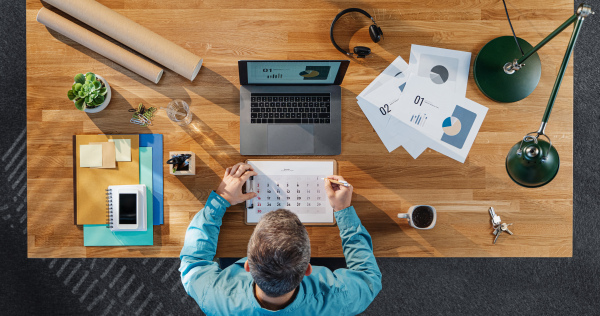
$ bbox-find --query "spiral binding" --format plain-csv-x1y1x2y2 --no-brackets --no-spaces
105,188,114,229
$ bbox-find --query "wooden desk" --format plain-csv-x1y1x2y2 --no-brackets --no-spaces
27,0,573,258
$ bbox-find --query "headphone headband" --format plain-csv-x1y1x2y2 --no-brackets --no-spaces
330,8,380,58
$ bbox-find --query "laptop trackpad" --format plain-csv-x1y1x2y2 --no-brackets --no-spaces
267,125,314,155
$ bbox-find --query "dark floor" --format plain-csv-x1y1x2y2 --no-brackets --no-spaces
2,1,599,315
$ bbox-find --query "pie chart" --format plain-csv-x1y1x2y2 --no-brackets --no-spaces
299,70,319,78
442,116,461,136
430,65,449,84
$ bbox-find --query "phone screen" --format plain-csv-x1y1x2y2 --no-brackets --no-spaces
119,193,137,224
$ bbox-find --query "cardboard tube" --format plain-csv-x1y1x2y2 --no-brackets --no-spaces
37,7,164,84
43,0,203,81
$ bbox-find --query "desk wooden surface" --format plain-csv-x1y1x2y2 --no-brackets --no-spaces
27,0,573,258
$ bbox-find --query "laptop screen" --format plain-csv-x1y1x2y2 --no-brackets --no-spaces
239,60,349,85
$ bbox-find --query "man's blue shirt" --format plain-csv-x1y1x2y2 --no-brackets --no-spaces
180,191,382,315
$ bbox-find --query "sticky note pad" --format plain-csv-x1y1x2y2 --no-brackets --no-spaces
109,138,132,162
90,142,116,168
79,144,103,167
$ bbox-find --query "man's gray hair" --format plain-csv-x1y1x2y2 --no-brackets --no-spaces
247,209,311,297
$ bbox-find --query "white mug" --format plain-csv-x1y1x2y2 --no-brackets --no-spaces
397,205,437,230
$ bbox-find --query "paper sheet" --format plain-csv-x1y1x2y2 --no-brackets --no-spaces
389,74,489,162
408,44,471,97
357,56,428,155
79,144,103,167
245,160,335,224
109,139,131,162
90,142,116,168
359,56,411,98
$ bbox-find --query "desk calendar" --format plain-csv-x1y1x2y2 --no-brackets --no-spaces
245,160,337,225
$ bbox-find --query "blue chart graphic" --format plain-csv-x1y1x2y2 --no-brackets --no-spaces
399,83,406,92
441,105,477,149
410,113,427,127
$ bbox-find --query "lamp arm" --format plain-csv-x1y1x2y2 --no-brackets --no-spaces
538,14,586,133
516,14,577,65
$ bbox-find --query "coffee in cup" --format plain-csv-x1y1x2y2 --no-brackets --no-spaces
397,205,437,229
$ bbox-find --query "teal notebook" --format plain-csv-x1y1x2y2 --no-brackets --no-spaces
83,147,154,246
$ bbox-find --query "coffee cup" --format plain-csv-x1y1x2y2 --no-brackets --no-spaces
397,205,437,229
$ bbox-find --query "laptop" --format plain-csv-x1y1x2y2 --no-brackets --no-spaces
239,60,350,155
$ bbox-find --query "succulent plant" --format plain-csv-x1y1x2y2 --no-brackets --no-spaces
67,72,108,111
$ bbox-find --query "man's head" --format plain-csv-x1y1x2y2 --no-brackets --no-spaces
245,209,311,297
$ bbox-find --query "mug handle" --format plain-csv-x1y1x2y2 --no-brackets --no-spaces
398,206,416,219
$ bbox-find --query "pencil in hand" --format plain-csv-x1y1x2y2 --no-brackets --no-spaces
322,177,351,187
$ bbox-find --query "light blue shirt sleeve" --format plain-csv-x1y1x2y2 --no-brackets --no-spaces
332,206,383,315
179,191,230,308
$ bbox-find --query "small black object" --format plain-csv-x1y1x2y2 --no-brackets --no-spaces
167,154,192,171
353,46,371,58
330,8,384,58
249,93,332,124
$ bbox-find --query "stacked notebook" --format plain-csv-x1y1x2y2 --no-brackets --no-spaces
73,134,164,246
83,147,153,246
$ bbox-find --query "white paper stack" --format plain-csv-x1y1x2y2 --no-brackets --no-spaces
357,44,488,163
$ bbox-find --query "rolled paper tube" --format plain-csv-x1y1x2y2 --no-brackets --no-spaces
36,7,164,84
43,0,203,81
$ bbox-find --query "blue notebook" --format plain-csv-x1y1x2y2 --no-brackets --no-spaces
83,147,153,246
139,134,163,225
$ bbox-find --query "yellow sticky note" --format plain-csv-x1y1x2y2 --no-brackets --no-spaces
80,144,103,168
109,139,132,162
89,142,116,168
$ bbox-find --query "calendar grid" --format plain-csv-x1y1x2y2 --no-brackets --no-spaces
249,175,328,217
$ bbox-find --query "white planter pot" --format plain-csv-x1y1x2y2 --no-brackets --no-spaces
73,74,112,113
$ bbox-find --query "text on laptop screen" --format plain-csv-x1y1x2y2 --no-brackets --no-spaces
246,61,341,84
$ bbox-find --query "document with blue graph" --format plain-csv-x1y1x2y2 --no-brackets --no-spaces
388,74,488,162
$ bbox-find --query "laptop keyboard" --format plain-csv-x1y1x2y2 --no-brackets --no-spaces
250,93,331,124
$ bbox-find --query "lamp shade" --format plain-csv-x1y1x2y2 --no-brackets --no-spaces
505,139,560,188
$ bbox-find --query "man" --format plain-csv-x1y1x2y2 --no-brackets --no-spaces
180,162,382,315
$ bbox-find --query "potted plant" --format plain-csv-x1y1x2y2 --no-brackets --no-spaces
67,72,111,113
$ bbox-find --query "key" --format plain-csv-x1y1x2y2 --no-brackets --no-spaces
501,223,514,235
493,228,502,244
489,207,501,227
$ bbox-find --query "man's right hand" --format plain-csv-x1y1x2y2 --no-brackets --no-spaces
324,175,353,212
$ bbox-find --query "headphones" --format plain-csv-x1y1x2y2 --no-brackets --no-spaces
330,8,383,58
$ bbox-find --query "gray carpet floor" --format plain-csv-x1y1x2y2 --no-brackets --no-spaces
2,1,599,315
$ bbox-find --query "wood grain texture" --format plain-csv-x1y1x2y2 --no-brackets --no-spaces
27,0,574,258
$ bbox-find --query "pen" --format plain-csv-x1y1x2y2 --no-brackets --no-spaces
321,178,351,187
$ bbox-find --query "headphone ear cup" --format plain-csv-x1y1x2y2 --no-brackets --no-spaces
353,46,371,58
369,25,383,43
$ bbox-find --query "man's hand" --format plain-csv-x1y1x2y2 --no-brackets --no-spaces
216,163,258,205
324,175,353,212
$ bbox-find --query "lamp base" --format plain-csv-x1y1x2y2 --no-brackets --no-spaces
505,139,560,188
473,36,542,103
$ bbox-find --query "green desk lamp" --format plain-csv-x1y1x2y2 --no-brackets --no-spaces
474,3,593,103
477,3,593,187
